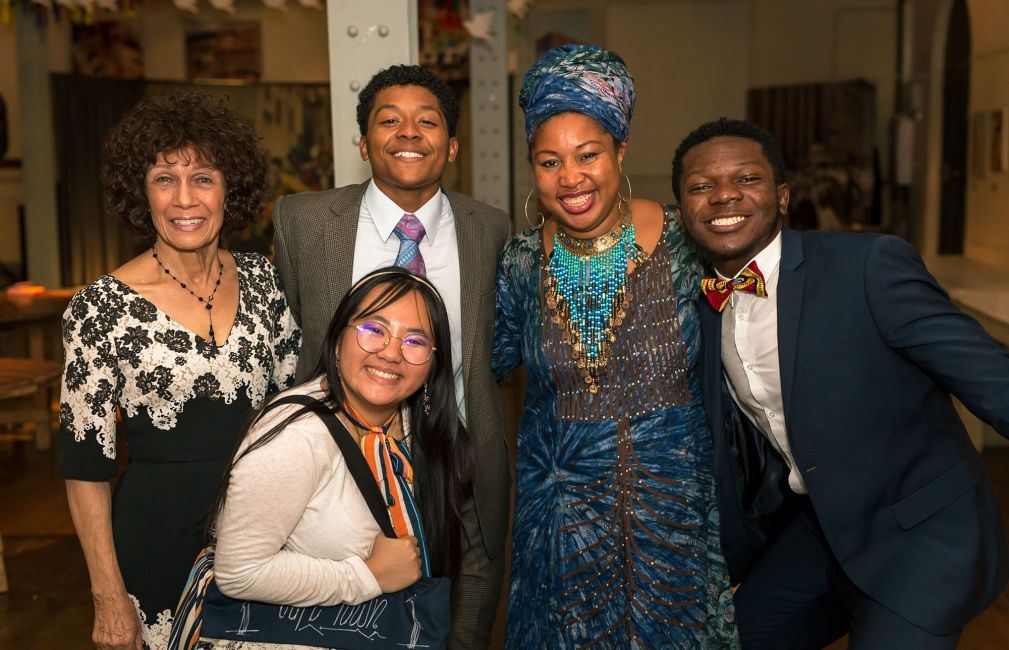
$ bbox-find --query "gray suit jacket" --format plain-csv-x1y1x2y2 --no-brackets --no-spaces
272,182,511,645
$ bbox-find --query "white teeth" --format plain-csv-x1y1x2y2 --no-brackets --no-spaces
394,151,423,158
710,215,745,226
173,218,205,226
562,194,591,207
367,367,399,380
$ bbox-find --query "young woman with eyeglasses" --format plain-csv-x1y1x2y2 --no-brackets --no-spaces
194,267,472,648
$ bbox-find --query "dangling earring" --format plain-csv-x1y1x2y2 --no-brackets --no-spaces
422,382,431,415
617,172,633,214
524,189,546,229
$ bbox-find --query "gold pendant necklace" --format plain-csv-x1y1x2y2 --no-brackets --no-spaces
553,200,633,257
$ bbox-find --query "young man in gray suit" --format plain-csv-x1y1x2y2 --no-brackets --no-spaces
272,65,511,648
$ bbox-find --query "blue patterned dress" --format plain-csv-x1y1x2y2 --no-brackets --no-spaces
493,212,738,649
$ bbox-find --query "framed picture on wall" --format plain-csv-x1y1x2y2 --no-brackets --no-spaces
991,108,1008,173
186,23,261,83
971,111,987,179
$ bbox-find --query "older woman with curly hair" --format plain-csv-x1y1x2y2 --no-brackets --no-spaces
59,91,301,650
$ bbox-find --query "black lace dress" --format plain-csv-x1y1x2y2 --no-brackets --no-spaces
59,252,301,649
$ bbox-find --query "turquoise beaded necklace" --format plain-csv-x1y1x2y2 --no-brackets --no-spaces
544,204,647,393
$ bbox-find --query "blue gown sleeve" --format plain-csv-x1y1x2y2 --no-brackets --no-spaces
492,234,531,383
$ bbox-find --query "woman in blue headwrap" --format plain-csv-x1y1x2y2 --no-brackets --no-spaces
493,44,739,648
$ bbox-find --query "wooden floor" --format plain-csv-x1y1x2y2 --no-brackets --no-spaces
1,438,1008,649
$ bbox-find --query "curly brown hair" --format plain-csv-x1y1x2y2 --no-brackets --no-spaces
102,91,270,241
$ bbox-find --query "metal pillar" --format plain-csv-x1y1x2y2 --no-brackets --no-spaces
326,0,418,187
468,0,511,213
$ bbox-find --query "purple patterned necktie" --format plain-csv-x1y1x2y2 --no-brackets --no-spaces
393,213,427,277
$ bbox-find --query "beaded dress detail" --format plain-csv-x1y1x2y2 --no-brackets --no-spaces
493,210,739,649
544,209,648,395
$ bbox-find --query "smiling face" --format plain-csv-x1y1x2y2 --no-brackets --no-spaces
677,136,789,276
146,147,226,252
531,112,627,238
337,286,434,425
359,84,459,213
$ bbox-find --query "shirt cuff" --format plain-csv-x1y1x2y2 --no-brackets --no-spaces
345,555,383,604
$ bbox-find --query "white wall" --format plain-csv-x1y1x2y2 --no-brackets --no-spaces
0,0,328,276
964,0,1009,270
137,0,329,82
607,0,751,205
749,0,898,185
1,24,20,160
0,23,22,268
517,0,898,208
0,18,69,272
0,18,70,161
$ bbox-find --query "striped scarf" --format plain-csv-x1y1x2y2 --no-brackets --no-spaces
345,403,431,577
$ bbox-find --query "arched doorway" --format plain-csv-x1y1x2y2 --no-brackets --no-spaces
938,0,970,254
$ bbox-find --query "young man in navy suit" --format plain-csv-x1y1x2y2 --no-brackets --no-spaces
673,118,1009,648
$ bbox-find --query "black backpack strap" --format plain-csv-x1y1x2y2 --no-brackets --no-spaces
263,394,397,539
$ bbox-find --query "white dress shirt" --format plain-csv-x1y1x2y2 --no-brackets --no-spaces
351,180,466,422
719,231,806,493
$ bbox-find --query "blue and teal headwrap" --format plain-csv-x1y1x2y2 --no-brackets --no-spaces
518,44,636,144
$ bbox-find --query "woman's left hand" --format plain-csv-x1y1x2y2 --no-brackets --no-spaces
92,590,143,650
365,533,422,592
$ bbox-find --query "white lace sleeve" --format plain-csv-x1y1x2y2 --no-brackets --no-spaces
59,281,124,476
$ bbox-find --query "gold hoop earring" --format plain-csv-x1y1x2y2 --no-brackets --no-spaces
617,173,633,204
524,189,546,229
618,195,631,219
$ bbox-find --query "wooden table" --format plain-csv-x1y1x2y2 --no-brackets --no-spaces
0,289,73,596
0,287,74,360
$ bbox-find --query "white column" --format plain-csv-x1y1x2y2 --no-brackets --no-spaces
16,9,60,287
326,0,418,187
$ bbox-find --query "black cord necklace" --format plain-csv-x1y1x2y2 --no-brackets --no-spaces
152,247,225,346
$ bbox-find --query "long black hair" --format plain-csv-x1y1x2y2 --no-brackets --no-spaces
208,267,472,580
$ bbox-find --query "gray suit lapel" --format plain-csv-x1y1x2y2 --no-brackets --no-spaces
449,192,484,384
324,182,369,310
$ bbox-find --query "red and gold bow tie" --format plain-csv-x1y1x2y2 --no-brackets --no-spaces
700,261,768,312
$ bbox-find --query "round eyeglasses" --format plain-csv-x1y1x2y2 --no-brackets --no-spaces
350,321,436,365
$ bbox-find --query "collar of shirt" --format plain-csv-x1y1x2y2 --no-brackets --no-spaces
715,230,784,294
361,180,444,244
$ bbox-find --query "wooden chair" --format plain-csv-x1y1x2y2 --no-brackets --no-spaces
0,358,60,593
0,357,61,450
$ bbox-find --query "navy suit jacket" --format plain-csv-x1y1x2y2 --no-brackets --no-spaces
702,228,1009,634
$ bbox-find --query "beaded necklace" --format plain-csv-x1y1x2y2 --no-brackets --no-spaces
152,247,224,347
544,203,647,394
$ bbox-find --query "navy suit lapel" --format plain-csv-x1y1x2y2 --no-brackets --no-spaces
699,297,724,428
777,229,805,421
